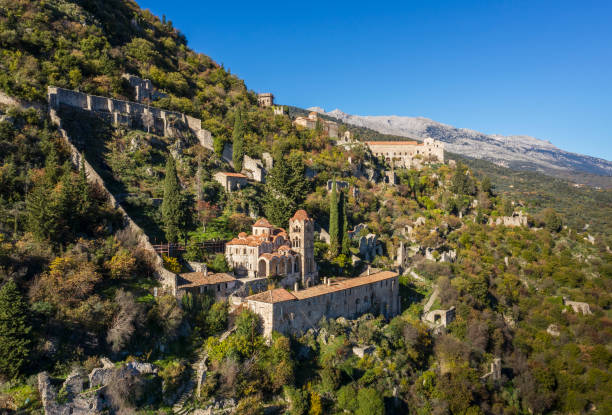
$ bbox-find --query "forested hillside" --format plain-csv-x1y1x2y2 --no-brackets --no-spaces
0,1,610,414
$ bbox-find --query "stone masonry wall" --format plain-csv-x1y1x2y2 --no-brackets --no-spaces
47,87,216,160
250,275,400,337
242,155,266,182
49,107,177,294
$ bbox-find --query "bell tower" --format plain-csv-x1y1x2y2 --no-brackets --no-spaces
289,209,318,286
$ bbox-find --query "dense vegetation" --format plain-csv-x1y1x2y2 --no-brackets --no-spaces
0,1,610,414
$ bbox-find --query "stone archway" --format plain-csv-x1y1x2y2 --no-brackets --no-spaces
258,259,267,277
285,257,291,275
269,257,279,277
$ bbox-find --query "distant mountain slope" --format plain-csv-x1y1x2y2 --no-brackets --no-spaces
315,108,612,179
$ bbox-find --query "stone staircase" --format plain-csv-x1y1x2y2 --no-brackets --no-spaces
171,325,236,414
172,379,195,415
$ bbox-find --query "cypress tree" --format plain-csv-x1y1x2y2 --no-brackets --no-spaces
0,280,31,379
26,180,59,242
76,160,92,220
329,181,340,256
161,155,181,242
262,152,309,227
232,108,245,172
341,191,350,256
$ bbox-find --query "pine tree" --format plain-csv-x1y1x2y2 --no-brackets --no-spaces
329,181,340,256
232,108,245,172
161,156,181,242
0,280,31,379
341,191,350,256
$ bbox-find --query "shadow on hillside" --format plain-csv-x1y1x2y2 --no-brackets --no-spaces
58,106,165,241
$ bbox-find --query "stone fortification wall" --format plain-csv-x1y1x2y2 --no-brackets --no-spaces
49,107,177,294
242,155,266,182
47,87,215,159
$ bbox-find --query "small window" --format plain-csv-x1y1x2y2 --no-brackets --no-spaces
217,285,221,292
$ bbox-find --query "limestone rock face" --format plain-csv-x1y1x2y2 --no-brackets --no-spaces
39,359,160,415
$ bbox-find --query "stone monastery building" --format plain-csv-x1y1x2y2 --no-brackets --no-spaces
293,111,339,138
246,270,400,336
366,138,444,168
225,210,318,286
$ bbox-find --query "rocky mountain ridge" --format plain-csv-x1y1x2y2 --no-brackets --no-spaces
309,108,612,179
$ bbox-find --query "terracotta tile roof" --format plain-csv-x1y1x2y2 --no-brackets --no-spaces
365,141,421,146
246,271,398,304
246,288,297,304
253,218,274,227
293,271,399,300
290,209,311,221
217,172,248,178
178,272,236,288
226,234,267,246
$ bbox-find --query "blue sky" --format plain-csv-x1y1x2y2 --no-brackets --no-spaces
137,0,612,160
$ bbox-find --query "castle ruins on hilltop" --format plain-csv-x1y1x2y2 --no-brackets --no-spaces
225,210,318,287
366,138,445,168
47,86,214,153
293,111,339,138
246,270,400,336
257,93,274,107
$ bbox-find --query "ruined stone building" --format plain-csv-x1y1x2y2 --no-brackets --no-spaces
365,138,444,168
489,211,528,227
326,179,349,192
213,172,248,192
257,93,274,107
246,271,400,336
293,111,339,138
225,210,318,286
242,155,266,183
122,73,167,103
